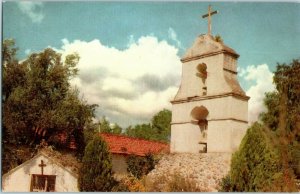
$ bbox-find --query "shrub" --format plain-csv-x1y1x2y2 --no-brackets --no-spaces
145,172,207,192
219,175,232,192
166,173,205,192
127,153,157,179
112,175,146,192
222,123,297,192
78,135,116,191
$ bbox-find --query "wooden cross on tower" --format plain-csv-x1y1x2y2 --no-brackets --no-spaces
202,5,219,35
38,160,46,175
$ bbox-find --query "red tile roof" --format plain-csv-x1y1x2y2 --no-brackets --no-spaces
100,133,170,156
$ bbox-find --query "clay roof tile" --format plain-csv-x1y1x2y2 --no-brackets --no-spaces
100,133,170,156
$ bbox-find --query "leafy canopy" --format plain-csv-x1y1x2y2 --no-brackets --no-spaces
2,39,97,152
125,109,171,142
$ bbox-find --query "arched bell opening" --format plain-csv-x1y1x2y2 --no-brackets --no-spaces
196,63,208,95
190,106,209,153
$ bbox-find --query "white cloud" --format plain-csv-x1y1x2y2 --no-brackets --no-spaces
168,27,183,49
17,2,45,23
25,49,31,55
239,64,275,123
56,36,181,127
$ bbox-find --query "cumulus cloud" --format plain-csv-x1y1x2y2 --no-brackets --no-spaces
56,36,181,127
168,27,183,50
239,64,275,123
17,2,45,23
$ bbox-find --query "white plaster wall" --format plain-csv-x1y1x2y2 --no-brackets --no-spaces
172,96,248,123
207,120,247,152
2,155,79,192
228,96,248,121
171,120,247,153
171,123,202,153
112,155,128,175
171,95,248,153
175,54,236,100
229,121,248,152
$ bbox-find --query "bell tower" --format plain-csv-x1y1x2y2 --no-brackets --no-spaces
170,6,249,153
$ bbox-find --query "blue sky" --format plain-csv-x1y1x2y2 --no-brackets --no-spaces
3,1,300,127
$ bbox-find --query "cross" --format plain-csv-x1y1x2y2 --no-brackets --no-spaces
38,160,46,175
202,5,219,35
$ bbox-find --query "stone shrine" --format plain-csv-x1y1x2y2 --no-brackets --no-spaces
170,6,249,153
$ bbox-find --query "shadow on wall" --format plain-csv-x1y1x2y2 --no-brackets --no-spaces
191,106,209,153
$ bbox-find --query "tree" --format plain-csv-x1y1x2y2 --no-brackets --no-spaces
259,59,300,178
151,109,172,142
125,124,153,140
2,39,97,158
78,135,116,191
98,116,122,134
221,123,297,192
259,91,280,131
125,109,171,142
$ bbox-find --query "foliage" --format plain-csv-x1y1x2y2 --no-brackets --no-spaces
259,59,300,178
125,109,171,142
219,175,231,192
83,122,98,144
78,135,116,191
222,123,297,192
98,116,122,134
112,175,146,192
273,59,300,135
126,124,153,140
145,172,207,192
214,34,223,43
127,153,157,179
2,39,97,159
223,59,300,192
151,109,172,142
1,143,35,175
259,91,280,131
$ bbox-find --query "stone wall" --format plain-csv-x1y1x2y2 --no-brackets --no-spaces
147,153,231,192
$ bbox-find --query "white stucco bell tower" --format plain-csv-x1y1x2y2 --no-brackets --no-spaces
170,32,249,153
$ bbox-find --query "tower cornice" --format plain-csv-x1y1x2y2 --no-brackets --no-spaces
181,50,239,63
171,92,250,104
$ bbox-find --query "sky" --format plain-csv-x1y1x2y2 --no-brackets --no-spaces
3,1,300,128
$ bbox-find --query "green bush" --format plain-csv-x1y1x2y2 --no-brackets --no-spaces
222,123,297,192
219,175,231,192
78,135,116,191
127,153,157,179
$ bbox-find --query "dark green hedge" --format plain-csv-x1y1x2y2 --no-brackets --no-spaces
78,135,116,191
127,153,157,179
220,123,297,192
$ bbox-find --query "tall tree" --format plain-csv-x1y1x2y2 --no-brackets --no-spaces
78,135,116,191
260,59,300,178
2,39,97,151
125,109,171,142
151,109,172,142
126,124,153,140
98,116,122,134
259,91,280,131
273,60,300,138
